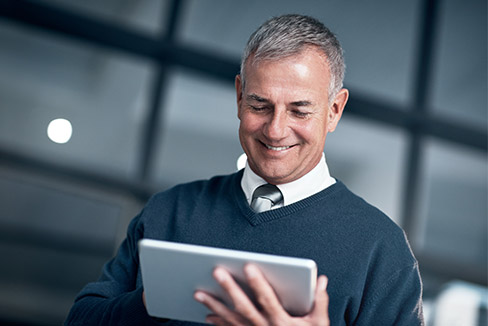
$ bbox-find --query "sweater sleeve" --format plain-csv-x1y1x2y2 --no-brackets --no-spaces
351,223,425,326
354,262,424,325
64,214,164,326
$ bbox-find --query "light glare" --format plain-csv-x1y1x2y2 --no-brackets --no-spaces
47,118,72,144
237,153,247,170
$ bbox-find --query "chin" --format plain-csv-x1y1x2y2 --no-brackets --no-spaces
248,158,296,182
258,170,293,185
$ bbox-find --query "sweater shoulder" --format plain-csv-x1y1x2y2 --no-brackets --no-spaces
138,172,241,225
332,181,404,234
148,171,240,205
330,181,417,263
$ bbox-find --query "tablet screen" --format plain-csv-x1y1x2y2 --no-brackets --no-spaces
139,239,317,324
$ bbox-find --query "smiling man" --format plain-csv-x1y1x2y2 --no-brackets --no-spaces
236,47,347,186
65,14,424,326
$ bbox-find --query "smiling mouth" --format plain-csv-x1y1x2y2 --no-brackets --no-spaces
264,143,292,151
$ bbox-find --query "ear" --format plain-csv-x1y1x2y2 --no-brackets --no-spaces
327,88,349,132
235,74,243,119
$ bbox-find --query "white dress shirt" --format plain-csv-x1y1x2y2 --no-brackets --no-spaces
241,153,336,209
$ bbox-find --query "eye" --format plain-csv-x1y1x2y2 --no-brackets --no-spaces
292,110,310,118
249,105,269,112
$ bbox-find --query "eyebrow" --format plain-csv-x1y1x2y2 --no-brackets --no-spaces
246,94,313,107
246,94,270,103
290,100,313,107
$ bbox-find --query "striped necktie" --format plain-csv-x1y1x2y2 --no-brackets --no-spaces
251,184,284,213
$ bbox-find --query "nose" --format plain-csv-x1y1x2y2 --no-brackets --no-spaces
264,109,288,140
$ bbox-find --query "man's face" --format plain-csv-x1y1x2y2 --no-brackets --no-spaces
236,47,348,185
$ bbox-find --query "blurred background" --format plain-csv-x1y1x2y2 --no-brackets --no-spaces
0,0,486,325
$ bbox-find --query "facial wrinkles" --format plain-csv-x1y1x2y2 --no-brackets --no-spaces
248,54,327,128
267,72,323,112
237,48,338,185
248,92,321,149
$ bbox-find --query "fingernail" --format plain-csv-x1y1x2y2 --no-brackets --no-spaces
194,292,206,302
245,264,259,278
319,276,328,290
214,268,227,282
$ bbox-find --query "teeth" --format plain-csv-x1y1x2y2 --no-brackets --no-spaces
266,144,291,151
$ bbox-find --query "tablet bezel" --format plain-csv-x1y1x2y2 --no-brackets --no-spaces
138,239,317,324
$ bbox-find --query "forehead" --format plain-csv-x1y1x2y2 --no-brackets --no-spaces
243,48,331,100
245,46,329,74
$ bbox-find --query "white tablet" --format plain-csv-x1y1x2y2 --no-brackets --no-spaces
138,239,317,324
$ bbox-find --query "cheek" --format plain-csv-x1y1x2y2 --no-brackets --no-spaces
293,120,324,143
309,115,329,139
240,114,262,134
239,120,258,148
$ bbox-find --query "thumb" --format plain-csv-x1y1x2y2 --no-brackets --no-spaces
309,275,330,323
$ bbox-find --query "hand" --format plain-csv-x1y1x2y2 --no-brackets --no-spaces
194,264,330,326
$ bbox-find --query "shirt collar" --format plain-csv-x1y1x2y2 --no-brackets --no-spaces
241,153,336,207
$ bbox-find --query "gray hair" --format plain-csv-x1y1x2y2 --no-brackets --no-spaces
240,14,345,102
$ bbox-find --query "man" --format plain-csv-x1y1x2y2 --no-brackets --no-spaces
65,14,423,325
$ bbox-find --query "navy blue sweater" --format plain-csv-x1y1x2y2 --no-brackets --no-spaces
65,171,423,325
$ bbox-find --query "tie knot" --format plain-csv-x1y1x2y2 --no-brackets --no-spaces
251,184,283,213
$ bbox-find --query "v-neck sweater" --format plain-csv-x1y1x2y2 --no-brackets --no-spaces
66,170,423,326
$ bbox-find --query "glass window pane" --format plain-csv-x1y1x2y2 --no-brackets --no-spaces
326,116,407,225
415,139,487,275
151,69,242,187
431,0,487,129
39,0,167,35
0,22,153,179
0,165,142,324
180,0,420,105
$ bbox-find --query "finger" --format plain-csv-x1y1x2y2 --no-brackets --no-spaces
194,291,249,326
213,268,268,325
244,264,288,320
205,314,231,326
309,275,330,322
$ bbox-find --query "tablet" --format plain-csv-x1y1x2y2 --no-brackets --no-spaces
138,239,317,324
